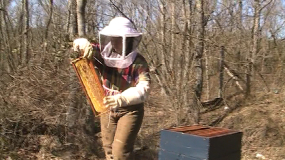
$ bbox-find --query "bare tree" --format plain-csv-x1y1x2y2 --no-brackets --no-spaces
77,0,87,37
67,0,93,134
159,0,171,95
45,0,54,41
237,0,243,70
246,0,260,96
22,0,29,65
68,0,78,40
182,0,195,109
169,1,176,71
192,0,205,123
37,0,54,57
67,0,79,129
0,0,13,73
246,0,273,96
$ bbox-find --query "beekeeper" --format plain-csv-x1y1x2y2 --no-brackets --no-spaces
73,17,151,160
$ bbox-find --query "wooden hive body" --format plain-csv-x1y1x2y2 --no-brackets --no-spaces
159,125,242,160
71,58,106,115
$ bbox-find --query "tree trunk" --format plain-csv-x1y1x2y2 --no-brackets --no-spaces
205,49,210,100
192,0,205,124
252,0,261,71
22,0,29,65
67,0,79,129
2,1,17,72
246,0,261,96
159,1,167,71
76,0,87,37
67,0,72,36
38,0,54,61
0,1,9,73
237,0,243,70
67,0,95,137
180,0,188,97
219,46,225,98
169,1,175,71
175,0,188,124
183,0,195,109
0,8,3,73
157,0,171,95
68,0,77,40
45,0,53,40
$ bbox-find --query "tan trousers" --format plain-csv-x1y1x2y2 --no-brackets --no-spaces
100,103,144,160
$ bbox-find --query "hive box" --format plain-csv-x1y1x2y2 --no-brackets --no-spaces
159,125,242,160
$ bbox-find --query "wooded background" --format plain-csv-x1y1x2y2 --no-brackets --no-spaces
1,0,285,159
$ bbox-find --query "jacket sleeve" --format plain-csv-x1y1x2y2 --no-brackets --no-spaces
121,58,151,106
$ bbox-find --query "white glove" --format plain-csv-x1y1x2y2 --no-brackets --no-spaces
73,38,93,59
103,81,150,110
103,94,127,111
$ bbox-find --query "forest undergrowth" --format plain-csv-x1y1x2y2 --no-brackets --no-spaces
1,52,285,160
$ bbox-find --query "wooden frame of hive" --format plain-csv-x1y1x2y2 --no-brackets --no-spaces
71,57,107,116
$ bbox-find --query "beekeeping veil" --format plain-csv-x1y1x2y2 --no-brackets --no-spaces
99,17,142,68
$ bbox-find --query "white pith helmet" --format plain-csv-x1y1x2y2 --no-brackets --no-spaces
99,17,142,68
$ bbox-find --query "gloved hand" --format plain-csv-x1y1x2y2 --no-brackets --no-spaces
73,38,93,59
103,81,150,111
103,94,127,111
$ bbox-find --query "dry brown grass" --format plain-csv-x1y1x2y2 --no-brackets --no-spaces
1,51,285,160
219,92,285,160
